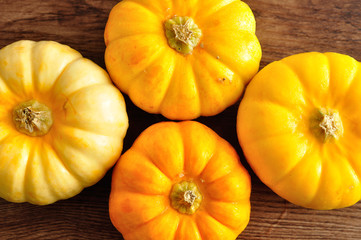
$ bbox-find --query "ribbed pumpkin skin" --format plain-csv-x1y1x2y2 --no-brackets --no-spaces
0,40,128,205
110,121,251,240
104,0,261,120
238,52,361,210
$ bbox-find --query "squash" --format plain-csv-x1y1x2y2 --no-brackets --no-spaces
237,52,361,210
0,40,128,205
109,121,251,239
104,0,261,120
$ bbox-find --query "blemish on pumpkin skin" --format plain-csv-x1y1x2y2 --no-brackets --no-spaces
15,46,25,52
121,200,133,213
108,54,116,63
146,66,162,80
217,77,227,83
62,94,77,118
129,46,149,65
16,72,23,78
213,19,221,26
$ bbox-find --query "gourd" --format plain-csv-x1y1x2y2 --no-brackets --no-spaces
104,0,261,120
109,121,251,239
237,52,361,210
0,40,128,205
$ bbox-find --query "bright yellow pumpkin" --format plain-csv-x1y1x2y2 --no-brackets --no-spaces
237,52,361,210
110,121,251,239
0,40,128,205
104,0,261,120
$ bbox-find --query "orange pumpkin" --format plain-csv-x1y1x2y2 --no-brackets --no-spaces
109,121,251,239
104,0,261,120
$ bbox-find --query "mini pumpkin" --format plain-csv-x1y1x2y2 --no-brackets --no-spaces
109,121,251,239
0,40,128,205
104,0,261,120
237,52,361,210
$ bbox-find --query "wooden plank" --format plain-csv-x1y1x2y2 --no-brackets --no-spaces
0,0,361,239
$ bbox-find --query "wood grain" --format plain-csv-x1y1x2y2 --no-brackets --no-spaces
1,0,361,239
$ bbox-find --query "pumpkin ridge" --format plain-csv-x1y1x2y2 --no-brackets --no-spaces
172,218,190,240
238,102,303,147
47,56,83,95
203,170,234,187
49,136,85,186
132,144,174,181
58,82,107,105
106,33,164,46
246,94,304,113
126,0,164,19
203,28,255,36
194,218,207,240
310,152,337,209
0,73,17,98
197,146,220,182
336,62,361,108
243,132,305,153
195,211,238,239
200,30,259,83
193,48,242,96
198,36,239,76
280,54,330,106
53,85,128,136
274,60,314,107
305,159,333,209
125,207,176,237
128,48,176,113
333,143,361,192
340,137,361,182
205,209,239,231
30,42,40,92
158,55,179,116
194,0,239,26
334,145,361,208
0,126,12,145
113,194,169,237
188,62,202,114
204,170,250,203
118,150,172,195
57,120,125,138
324,53,359,107
51,130,108,186
105,36,167,93
203,206,240,231
178,121,215,176
55,126,118,166
22,139,35,203
158,58,201,119
0,41,35,96
0,135,28,203
37,142,64,201
116,187,168,197
272,146,317,189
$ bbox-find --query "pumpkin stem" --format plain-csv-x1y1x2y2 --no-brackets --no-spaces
310,108,343,143
13,99,53,137
170,180,202,215
164,16,202,55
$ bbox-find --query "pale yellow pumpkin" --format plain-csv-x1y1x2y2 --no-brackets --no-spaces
0,40,128,205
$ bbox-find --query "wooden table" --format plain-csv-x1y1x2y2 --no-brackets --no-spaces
1,0,361,239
